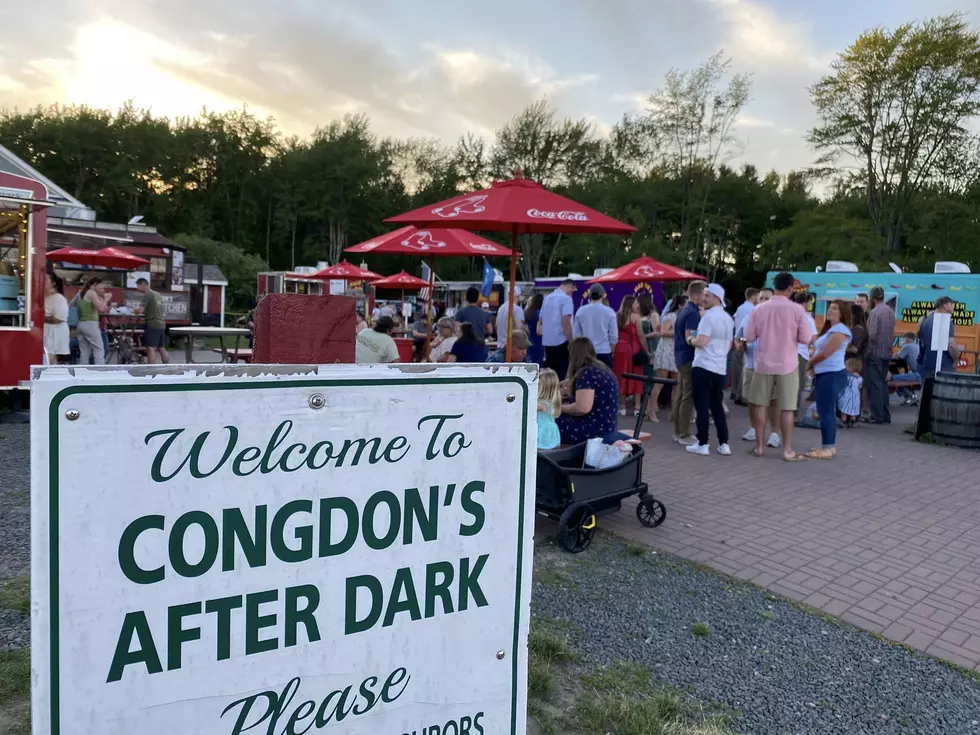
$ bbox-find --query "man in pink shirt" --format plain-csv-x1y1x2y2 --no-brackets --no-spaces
744,272,814,461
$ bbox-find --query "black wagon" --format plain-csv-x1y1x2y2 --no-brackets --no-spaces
536,442,665,552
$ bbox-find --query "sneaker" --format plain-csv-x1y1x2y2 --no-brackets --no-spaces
767,432,782,448
742,428,757,442
673,434,697,446
686,443,710,456
718,443,732,456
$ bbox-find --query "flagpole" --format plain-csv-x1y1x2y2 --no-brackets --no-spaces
424,254,434,362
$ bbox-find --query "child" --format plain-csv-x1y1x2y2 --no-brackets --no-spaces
537,369,562,450
838,358,863,427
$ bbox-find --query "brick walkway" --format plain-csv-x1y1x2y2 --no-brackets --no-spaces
602,404,980,670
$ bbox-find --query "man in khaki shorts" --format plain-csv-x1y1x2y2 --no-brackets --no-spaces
744,272,813,461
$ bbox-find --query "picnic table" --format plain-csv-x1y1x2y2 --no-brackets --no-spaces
168,326,252,364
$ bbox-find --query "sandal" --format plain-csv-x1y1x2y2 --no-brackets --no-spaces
804,448,835,460
782,453,808,462
748,448,764,458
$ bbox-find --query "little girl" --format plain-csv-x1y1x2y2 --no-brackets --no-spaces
537,369,562,450
838,358,863,427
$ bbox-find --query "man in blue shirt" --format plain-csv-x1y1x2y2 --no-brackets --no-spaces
671,280,707,445
918,297,961,374
540,279,577,379
730,287,759,404
573,283,618,367
454,286,493,341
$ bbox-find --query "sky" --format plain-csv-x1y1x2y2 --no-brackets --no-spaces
0,0,976,176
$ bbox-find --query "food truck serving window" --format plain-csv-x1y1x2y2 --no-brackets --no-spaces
0,206,30,328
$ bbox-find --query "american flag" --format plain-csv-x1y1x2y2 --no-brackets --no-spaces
420,261,434,302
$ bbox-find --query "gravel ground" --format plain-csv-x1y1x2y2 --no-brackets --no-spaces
0,424,30,650
532,533,980,735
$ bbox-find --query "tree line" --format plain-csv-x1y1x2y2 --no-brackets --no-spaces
4,13,980,307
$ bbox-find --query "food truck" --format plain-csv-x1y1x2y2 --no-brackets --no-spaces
0,172,52,390
766,261,980,371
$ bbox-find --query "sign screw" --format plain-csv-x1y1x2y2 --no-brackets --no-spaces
309,394,325,410
65,409,80,421
496,650,506,660
506,394,516,403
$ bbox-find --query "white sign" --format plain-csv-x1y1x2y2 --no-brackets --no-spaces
31,365,535,735
930,312,952,352
0,185,35,200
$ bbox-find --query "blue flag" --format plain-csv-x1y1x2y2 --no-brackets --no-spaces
480,258,494,298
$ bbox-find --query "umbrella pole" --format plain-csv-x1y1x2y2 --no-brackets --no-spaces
424,254,434,362
506,225,517,362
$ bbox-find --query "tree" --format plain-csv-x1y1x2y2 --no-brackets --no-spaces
809,14,980,255
641,52,752,269
484,101,606,281
176,234,269,310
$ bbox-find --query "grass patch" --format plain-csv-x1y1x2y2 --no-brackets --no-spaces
0,648,30,704
759,609,777,621
0,576,29,615
690,622,712,638
534,567,572,587
624,540,648,557
574,661,731,735
528,618,578,698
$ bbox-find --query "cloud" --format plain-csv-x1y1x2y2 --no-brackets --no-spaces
0,0,840,177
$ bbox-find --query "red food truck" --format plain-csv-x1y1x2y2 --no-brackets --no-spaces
0,171,51,390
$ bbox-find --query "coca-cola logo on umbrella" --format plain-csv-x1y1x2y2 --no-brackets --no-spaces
468,242,499,252
357,240,383,251
432,195,488,218
400,231,447,251
632,265,665,278
527,208,589,222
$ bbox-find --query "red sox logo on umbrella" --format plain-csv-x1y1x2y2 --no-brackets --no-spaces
632,264,665,279
431,194,488,218
400,230,447,251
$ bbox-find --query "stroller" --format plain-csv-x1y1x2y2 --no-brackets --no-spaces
535,373,670,553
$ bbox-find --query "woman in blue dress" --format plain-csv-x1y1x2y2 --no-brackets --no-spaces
524,293,545,366
557,337,622,445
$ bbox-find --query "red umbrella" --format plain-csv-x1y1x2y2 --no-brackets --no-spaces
588,256,701,284
385,178,635,235
370,270,431,290
369,271,432,328
309,260,382,281
48,246,151,270
347,226,512,257
384,173,635,360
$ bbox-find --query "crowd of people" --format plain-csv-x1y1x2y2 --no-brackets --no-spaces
354,274,958,459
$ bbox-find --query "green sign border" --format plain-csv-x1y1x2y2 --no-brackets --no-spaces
46,376,530,735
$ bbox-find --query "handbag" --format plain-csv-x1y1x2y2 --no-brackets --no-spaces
631,350,650,366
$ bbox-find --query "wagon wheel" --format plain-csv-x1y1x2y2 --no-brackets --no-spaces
557,504,597,554
637,496,666,528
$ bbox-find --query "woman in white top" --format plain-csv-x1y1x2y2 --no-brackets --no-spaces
43,273,70,363
428,318,457,362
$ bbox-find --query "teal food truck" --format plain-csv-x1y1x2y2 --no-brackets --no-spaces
765,261,979,369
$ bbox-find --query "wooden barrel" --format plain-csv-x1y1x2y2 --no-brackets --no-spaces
930,372,980,448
